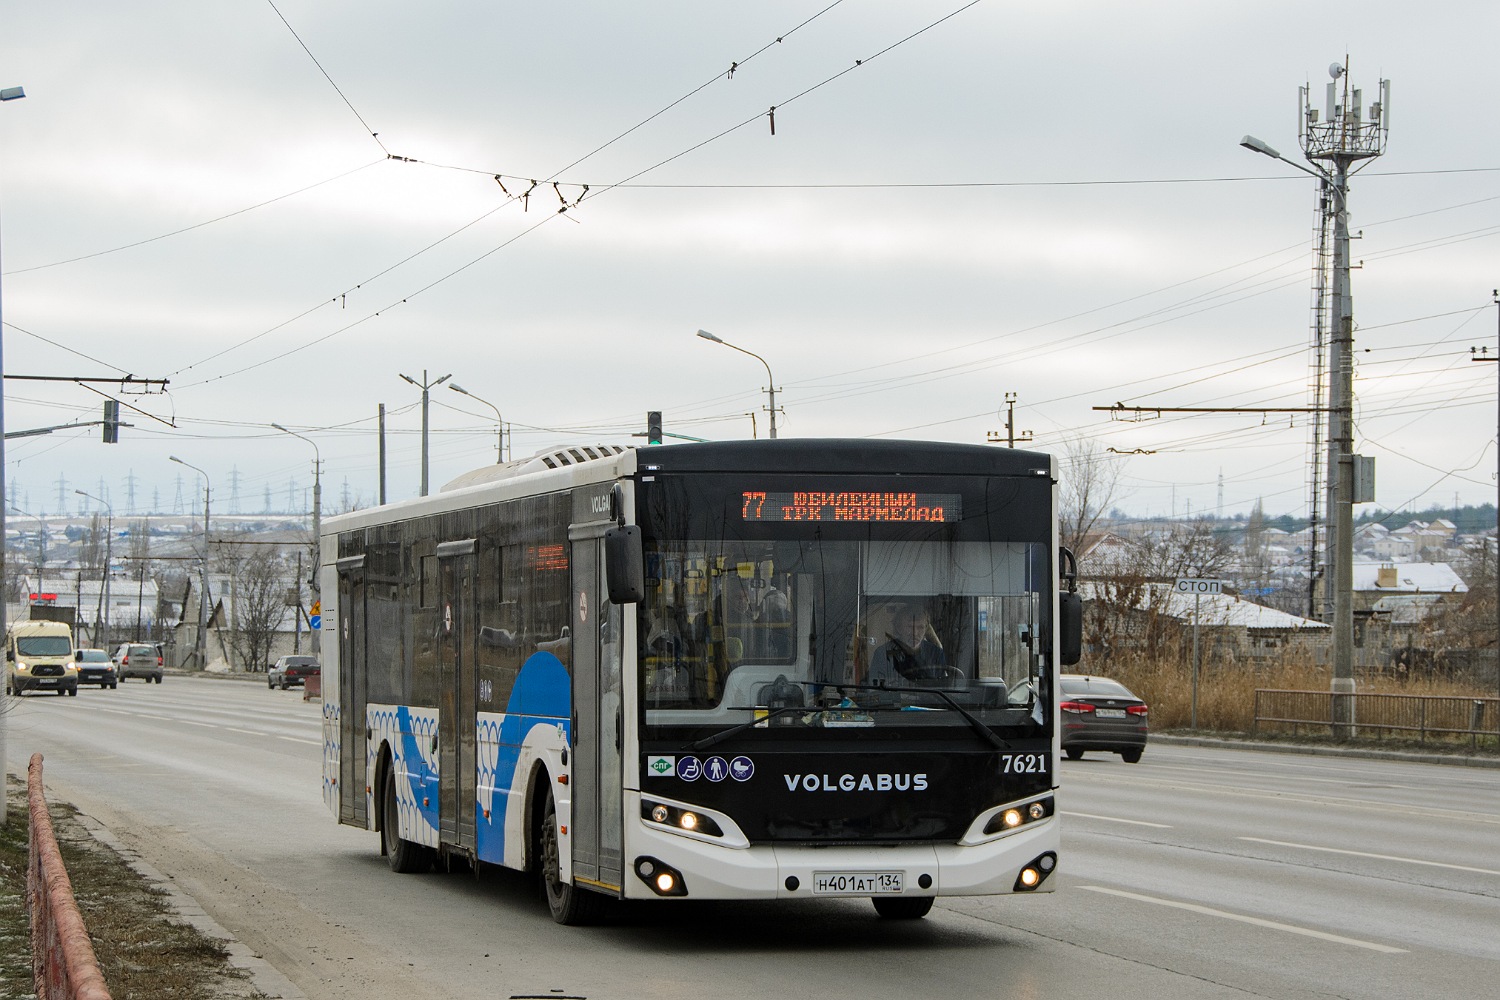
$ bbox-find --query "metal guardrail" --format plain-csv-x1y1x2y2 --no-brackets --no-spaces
27,753,113,1000
1253,689,1500,748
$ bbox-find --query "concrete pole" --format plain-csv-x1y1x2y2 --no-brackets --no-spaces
420,372,431,496
1329,161,1356,739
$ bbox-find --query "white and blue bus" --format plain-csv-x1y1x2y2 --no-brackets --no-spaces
321,439,1080,923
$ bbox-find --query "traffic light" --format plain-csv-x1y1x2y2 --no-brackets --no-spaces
102,399,120,444
646,410,663,445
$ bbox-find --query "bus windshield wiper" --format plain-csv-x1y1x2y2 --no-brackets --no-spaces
838,681,1010,750
687,705,805,751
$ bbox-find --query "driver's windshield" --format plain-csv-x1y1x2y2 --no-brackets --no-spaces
16,635,72,657
641,536,1047,737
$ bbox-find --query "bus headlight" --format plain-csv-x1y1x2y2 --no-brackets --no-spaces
642,800,723,838
983,795,1053,836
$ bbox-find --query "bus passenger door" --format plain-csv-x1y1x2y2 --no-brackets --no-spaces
437,544,477,850
337,560,368,827
568,531,624,894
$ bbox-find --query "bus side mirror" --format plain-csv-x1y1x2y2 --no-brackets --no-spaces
1059,592,1083,666
605,525,645,605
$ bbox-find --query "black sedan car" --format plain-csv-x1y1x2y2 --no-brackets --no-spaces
1059,674,1148,763
268,655,320,690
74,648,118,689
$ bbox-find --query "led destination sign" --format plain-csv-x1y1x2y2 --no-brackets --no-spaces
741,490,961,523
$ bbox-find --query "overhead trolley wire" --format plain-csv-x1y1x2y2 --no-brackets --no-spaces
265,0,389,156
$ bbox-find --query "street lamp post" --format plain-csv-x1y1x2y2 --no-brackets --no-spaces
9,506,45,599
1241,64,1389,740
169,456,212,669
696,329,780,439
2,83,28,823
271,423,321,655
449,383,505,463
75,491,112,647
400,370,451,495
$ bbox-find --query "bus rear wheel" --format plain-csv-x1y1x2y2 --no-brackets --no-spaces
382,766,433,874
539,793,605,925
872,896,934,920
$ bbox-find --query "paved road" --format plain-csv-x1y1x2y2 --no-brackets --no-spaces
5,677,1498,999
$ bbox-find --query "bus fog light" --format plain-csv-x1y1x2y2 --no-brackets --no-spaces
1014,851,1057,892
633,856,688,897
679,812,699,832
651,805,669,823
1002,809,1023,829
1028,802,1046,821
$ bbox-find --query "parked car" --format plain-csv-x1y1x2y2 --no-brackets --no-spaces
268,655,320,690
74,647,118,689
113,643,164,683
1059,673,1148,763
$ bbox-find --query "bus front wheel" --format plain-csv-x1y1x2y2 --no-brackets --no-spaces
382,766,433,874
539,793,605,925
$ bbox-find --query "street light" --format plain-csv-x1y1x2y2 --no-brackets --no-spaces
696,329,780,439
271,423,322,655
75,490,112,647
9,506,45,600
169,456,212,670
449,383,505,463
1239,63,1388,740
399,370,451,496
1,82,26,825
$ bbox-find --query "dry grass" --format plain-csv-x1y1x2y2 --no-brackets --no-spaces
1092,649,1498,749
0,777,266,999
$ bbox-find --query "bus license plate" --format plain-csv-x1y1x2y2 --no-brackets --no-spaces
1096,708,1127,718
813,872,903,895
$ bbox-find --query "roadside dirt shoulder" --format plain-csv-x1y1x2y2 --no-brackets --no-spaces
48,790,445,1000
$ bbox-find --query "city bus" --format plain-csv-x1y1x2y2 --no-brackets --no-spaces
320,439,1081,924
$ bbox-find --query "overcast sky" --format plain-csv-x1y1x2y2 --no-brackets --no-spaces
1,1,1497,526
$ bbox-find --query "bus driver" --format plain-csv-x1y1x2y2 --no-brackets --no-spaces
868,603,946,683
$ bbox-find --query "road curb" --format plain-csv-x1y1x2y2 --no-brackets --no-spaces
1152,733,1500,768
72,813,308,1000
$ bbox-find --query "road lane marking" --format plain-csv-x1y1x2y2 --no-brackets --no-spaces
180,721,216,728
278,736,321,746
1077,885,1407,953
1060,810,1172,829
1062,773,1500,826
1139,761,1419,791
1238,837,1500,876
226,727,263,735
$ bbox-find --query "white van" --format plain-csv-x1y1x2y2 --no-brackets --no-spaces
6,620,79,696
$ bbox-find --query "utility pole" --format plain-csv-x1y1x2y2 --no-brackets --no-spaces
986,392,1033,448
1243,60,1390,739
378,403,387,506
400,370,450,496
1473,298,1500,702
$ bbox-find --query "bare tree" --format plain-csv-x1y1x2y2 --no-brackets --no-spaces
1059,435,1124,563
1133,518,1235,580
217,543,291,672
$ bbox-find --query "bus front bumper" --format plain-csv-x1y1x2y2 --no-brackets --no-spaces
622,814,1058,901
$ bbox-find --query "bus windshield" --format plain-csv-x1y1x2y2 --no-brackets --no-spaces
640,535,1049,738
